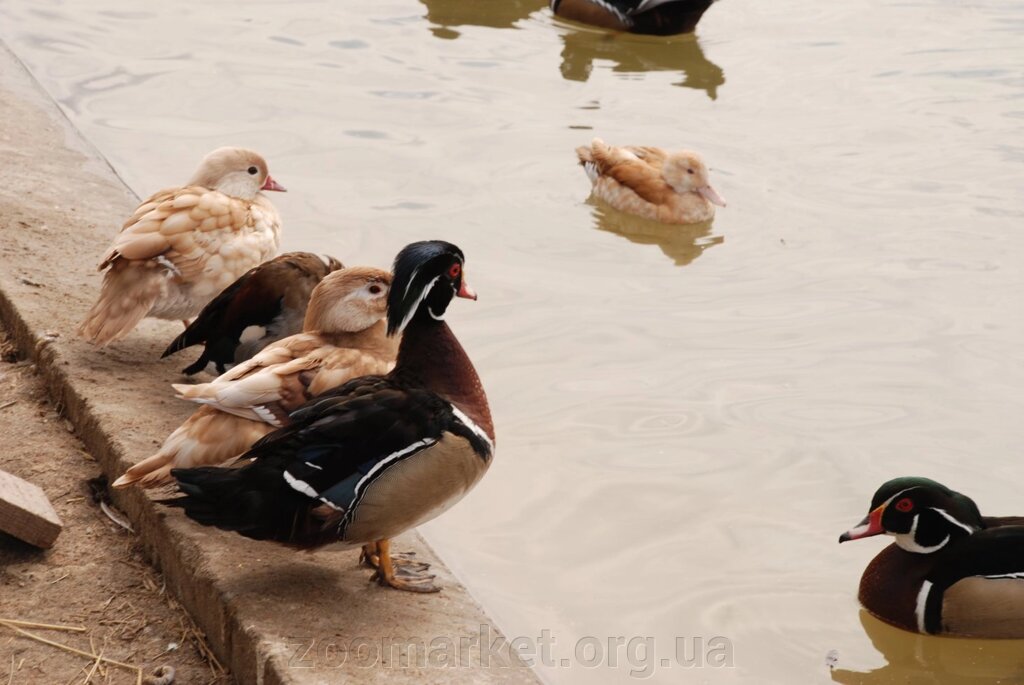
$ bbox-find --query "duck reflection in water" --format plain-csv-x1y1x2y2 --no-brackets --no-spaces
558,29,724,99
588,199,722,267
830,611,1024,685
419,0,547,39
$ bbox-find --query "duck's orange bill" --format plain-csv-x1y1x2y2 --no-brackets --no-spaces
457,279,478,301
839,504,886,543
261,175,287,192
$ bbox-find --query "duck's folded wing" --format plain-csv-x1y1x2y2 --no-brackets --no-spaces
161,259,266,359
921,527,1024,634
167,380,451,544
100,186,250,281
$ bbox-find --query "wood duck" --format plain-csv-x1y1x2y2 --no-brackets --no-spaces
162,252,344,375
112,267,397,489
78,147,285,346
840,477,1024,637
166,241,493,593
576,138,726,224
550,0,716,36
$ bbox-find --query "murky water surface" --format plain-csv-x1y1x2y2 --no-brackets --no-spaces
3,0,1024,682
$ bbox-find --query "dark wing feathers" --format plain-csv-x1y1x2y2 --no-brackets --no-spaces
168,377,457,546
922,526,1024,633
163,253,341,374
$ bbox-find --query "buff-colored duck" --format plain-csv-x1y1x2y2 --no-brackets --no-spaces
576,138,725,224
78,147,286,346
112,267,396,488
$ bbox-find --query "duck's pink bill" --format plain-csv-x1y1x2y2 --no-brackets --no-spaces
698,184,726,207
261,175,287,192
839,504,886,543
457,280,478,300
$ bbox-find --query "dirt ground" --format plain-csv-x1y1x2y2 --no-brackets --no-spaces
0,331,231,685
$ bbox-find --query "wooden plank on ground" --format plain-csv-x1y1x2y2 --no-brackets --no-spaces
0,468,62,548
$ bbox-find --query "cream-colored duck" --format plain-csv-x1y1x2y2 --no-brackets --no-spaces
576,138,725,224
112,267,397,488
78,147,286,346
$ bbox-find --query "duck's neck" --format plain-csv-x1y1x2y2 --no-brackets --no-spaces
321,320,397,361
393,318,494,442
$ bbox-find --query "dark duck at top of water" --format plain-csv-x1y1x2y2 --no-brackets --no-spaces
550,0,717,35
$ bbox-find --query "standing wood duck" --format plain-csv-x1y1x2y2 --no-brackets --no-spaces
166,241,493,593
78,147,285,346
112,267,397,489
162,252,344,375
840,477,1024,637
576,139,726,224
550,0,716,35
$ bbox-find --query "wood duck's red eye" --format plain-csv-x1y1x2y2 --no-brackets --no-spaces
448,263,461,279
895,498,914,513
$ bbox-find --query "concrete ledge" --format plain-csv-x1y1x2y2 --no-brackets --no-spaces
0,41,536,685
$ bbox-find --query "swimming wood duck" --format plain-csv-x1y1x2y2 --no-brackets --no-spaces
78,147,285,346
166,241,493,593
840,477,1024,637
162,252,343,375
576,139,725,224
113,267,396,489
550,0,716,35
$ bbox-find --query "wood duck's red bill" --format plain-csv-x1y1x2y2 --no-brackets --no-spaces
839,504,886,543
457,279,477,300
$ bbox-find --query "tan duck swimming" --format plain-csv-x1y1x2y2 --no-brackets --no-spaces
576,138,725,224
78,147,285,346
166,241,493,593
112,267,396,488
840,477,1024,637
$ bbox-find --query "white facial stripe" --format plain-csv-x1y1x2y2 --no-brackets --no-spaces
397,275,439,334
984,573,1024,579
451,405,493,452
929,506,976,535
403,266,421,299
915,580,933,633
894,514,951,553
304,461,323,471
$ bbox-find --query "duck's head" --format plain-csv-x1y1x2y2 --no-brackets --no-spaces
663,150,726,208
304,267,392,333
387,240,477,337
189,147,286,200
839,477,984,554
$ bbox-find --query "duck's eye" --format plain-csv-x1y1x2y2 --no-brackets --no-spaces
687,168,695,175
448,263,461,279
368,284,382,295
247,166,258,175
895,498,914,513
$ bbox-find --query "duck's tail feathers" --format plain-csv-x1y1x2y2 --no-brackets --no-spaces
113,409,273,489
78,262,165,346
